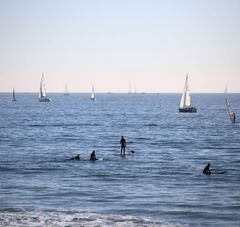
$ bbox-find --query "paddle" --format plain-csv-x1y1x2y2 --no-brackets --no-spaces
126,146,135,154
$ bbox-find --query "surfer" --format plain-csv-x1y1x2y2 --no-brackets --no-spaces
90,150,97,161
203,163,211,175
74,154,80,160
120,136,126,155
71,154,80,160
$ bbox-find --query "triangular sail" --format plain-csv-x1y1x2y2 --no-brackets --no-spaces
64,83,69,95
91,85,95,100
180,74,191,108
225,98,236,123
39,73,51,102
224,85,228,95
39,73,47,98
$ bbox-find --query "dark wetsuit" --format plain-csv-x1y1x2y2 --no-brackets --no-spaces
120,137,126,155
74,154,80,160
203,164,211,175
90,151,97,161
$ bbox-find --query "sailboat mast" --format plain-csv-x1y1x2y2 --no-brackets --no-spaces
185,74,191,107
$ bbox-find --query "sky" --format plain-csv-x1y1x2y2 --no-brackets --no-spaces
0,0,240,93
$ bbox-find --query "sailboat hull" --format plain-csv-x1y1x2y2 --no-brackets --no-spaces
39,97,51,102
179,107,197,113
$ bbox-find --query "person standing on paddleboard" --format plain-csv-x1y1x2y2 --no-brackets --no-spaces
120,136,126,155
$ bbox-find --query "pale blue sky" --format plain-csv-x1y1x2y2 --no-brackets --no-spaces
0,0,240,92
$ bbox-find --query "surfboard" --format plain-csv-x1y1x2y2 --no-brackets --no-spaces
214,171,227,174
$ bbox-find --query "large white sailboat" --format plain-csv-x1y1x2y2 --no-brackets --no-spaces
12,88,16,101
179,74,197,113
39,73,51,102
91,85,96,101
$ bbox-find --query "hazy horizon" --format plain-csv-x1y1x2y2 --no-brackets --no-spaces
1,0,240,93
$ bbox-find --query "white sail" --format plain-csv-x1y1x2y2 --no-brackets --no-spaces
224,85,228,95
39,73,46,98
64,83,69,95
128,83,132,94
225,98,236,123
91,85,96,100
180,74,191,108
39,73,51,102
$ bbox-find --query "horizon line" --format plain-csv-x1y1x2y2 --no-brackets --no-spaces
1,91,240,94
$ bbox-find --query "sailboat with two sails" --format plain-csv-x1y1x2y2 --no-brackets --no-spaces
39,73,51,102
179,74,197,113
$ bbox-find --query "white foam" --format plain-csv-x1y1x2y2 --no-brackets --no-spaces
0,210,186,227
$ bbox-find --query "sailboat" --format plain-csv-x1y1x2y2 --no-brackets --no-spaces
64,83,70,96
91,85,96,101
12,88,16,101
39,73,51,102
179,74,197,113
128,84,132,94
225,98,236,123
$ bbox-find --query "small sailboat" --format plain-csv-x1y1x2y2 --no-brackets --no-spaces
225,98,236,123
39,73,51,102
64,83,70,96
12,88,16,101
134,85,137,94
179,74,197,113
128,84,132,94
91,85,96,101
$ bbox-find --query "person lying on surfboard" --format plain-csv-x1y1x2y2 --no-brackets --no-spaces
90,150,98,161
70,154,81,160
203,163,211,175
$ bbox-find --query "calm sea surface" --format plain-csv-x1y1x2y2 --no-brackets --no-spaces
0,93,239,226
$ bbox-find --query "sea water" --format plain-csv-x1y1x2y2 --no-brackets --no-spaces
0,93,239,226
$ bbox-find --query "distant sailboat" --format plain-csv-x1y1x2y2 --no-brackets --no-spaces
224,85,228,94
39,73,51,102
134,85,137,94
12,88,16,101
91,85,96,101
225,98,236,123
179,74,197,113
224,86,236,123
64,83,70,96
128,84,132,94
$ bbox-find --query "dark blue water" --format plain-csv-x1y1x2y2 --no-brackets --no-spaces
0,93,240,226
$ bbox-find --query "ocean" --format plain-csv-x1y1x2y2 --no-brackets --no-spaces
0,93,239,226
